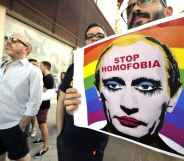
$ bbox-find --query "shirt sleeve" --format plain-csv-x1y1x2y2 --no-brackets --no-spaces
59,64,74,93
24,67,43,116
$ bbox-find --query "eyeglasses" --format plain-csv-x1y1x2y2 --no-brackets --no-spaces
7,37,28,47
86,33,105,40
121,0,166,24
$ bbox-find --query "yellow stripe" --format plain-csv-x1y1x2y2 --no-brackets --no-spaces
84,60,98,78
171,48,184,69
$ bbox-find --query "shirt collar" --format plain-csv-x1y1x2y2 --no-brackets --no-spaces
1,57,28,68
0,60,8,68
19,58,28,65
12,58,28,66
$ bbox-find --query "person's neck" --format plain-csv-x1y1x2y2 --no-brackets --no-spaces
11,55,25,61
43,70,50,76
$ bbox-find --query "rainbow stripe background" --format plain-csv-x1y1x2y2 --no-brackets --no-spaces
83,17,184,147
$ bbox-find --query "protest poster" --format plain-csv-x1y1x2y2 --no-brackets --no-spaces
74,14,184,159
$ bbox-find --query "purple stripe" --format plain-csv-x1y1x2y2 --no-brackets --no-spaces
161,123,184,146
88,111,106,125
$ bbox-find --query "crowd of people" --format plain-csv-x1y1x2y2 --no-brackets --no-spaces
1,0,183,161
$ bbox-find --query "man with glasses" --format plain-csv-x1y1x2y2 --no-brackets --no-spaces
85,24,106,44
56,23,108,161
121,0,173,29
0,33,43,161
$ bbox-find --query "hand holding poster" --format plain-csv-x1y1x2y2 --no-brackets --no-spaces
74,14,184,159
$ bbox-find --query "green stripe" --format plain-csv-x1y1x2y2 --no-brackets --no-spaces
84,75,95,89
180,69,184,87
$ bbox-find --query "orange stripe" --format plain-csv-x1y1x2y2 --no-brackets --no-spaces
137,25,184,48
84,18,184,66
84,39,113,65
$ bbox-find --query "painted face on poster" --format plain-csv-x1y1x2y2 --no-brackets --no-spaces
98,41,173,138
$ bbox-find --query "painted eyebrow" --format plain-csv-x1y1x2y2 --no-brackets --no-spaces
103,77,125,85
131,77,162,87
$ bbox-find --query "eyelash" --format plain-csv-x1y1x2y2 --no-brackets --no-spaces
104,82,123,92
134,86,162,96
103,80,162,96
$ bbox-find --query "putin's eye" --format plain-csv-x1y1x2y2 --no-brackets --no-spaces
103,77,125,91
135,81,155,91
132,78,162,95
104,81,122,91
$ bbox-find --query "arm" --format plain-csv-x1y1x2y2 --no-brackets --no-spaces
20,68,43,129
56,90,65,135
19,116,33,130
56,88,81,135
56,64,81,134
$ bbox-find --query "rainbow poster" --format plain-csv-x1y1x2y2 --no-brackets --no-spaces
74,14,184,159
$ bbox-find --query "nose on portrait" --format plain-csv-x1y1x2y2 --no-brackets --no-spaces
120,87,138,106
120,105,138,115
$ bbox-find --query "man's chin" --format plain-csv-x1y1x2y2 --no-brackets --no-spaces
128,21,144,29
128,18,152,29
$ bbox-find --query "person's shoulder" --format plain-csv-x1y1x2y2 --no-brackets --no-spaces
68,63,74,69
47,73,54,79
27,62,42,76
64,63,74,79
30,63,41,72
57,63,73,93
44,73,54,82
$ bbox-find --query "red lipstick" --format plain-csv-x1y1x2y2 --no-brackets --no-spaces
114,116,147,128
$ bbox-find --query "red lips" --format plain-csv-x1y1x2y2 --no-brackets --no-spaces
115,116,146,128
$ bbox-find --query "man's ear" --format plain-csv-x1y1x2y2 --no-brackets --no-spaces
22,47,30,55
24,45,32,55
164,6,173,17
167,87,182,113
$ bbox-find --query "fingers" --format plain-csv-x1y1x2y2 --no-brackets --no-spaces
65,88,81,99
64,88,81,114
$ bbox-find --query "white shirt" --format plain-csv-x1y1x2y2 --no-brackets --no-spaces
42,88,57,101
0,58,43,129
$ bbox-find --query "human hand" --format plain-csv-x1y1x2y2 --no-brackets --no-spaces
19,116,32,131
64,88,81,115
